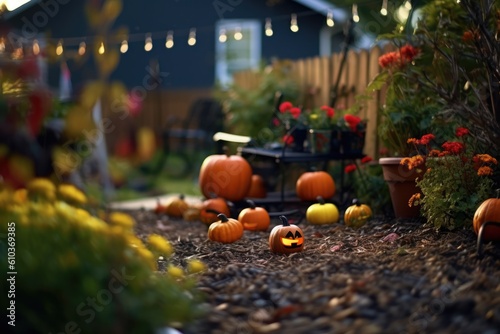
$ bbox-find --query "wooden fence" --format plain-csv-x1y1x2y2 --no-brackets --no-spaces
233,46,390,159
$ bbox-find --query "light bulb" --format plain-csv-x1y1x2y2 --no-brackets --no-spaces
352,4,360,23
144,34,153,51
234,28,243,40
265,18,273,36
166,31,174,48
218,28,227,43
120,39,128,53
78,41,86,55
290,13,299,32
98,42,105,55
380,0,388,16
188,28,196,46
327,12,334,27
33,39,40,55
56,40,63,56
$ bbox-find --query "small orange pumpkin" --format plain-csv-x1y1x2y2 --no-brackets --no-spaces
269,215,304,254
296,170,335,201
199,197,231,225
473,189,500,241
165,194,189,218
344,198,372,229
238,200,270,231
154,198,167,215
199,150,253,202
208,213,244,243
246,174,267,198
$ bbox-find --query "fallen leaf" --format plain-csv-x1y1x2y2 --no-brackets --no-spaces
330,243,343,252
381,233,399,243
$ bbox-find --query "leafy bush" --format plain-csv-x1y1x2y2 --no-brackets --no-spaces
0,179,203,333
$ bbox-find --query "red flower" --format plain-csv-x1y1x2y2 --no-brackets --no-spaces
361,156,373,164
289,107,302,119
283,134,294,145
441,141,465,154
399,44,419,64
344,164,357,173
455,127,469,137
378,51,399,69
320,105,335,118
419,134,435,145
279,101,293,113
344,114,362,132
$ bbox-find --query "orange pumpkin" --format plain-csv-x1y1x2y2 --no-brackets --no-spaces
473,190,500,241
238,200,270,231
296,170,335,201
199,197,231,225
246,174,267,198
154,198,167,215
165,194,189,218
269,215,304,254
199,151,253,202
208,213,244,243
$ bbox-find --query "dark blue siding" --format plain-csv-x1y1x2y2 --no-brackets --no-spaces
7,0,325,90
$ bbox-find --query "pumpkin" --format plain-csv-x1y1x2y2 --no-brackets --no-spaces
473,189,500,241
165,194,188,218
344,198,372,229
296,170,335,201
208,213,244,243
199,150,253,202
306,196,339,224
238,199,270,231
154,198,167,215
199,197,231,225
246,174,267,198
269,215,304,254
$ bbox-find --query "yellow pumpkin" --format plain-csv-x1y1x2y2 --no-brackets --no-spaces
344,199,372,229
473,190,500,241
238,200,270,231
208,213,244,243
269,216,304,254
306,196,339,225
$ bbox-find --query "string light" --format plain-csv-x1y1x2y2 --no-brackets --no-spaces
218,28,227,43
120,39,128,53
144,34,153,51
98,41,105,55
165,31,174,48
78,41,86,55
380,0,388,16
265,18,273,36
326,11,334,27
188,28,196,46
290,13,299,32
233,27,243,41
33,39,40,55
352,4,360,22
56,40,63,56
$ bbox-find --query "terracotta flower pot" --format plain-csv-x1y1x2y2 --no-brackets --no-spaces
379,157,424,219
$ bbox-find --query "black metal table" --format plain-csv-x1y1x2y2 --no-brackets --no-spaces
239,146,365,209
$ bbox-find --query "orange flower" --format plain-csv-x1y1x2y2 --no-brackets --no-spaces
477,166,494,176
408,193,421,207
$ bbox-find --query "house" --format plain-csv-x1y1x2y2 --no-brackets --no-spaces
2,0,361,154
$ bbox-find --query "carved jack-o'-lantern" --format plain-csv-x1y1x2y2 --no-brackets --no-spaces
238,200,270,231
269,215,304,254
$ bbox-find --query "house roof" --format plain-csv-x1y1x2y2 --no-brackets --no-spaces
292,0,348,22
1,0,40,19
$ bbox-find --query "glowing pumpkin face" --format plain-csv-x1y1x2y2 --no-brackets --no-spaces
269,216,304,254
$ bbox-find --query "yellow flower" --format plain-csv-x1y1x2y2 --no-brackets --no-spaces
125,234,145,248
135,246,157,270
108,211,136,230
167,264,185,279
147,234,174,257
186,258,207,274
29,202,56,218
58,184,87,205
27,178,56,201
12,188,27,204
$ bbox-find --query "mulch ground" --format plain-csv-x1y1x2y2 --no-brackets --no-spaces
131,208,500,334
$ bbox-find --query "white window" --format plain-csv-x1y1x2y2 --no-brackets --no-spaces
215,19,261,86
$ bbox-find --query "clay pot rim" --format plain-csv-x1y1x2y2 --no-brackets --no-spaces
379,157,405,165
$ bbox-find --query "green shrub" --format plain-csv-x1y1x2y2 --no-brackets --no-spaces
0,180,202,333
